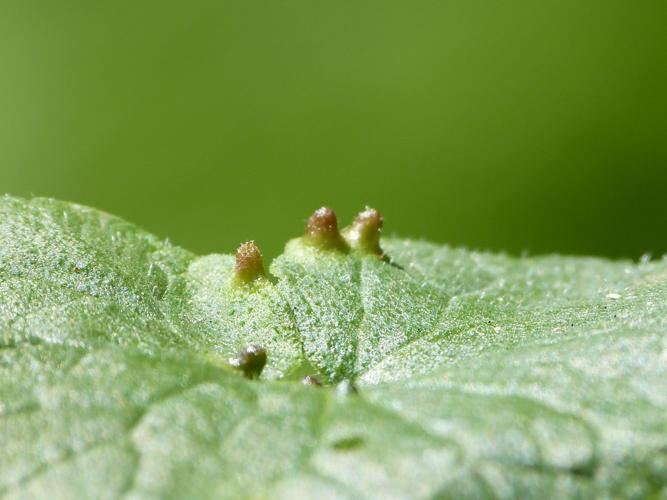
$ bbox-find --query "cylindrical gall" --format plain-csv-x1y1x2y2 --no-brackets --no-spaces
343,207,384,256
234,241,265,284
303,207,349,252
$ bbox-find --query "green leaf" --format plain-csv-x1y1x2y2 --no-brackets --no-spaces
1,195,666,498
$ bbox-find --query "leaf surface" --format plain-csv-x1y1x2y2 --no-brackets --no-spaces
1,196,665,498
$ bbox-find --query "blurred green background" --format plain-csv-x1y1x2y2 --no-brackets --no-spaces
1,1,666,261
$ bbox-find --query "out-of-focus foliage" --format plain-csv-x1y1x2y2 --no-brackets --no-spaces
0,1,666,259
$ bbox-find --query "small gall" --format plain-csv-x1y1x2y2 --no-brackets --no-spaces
301,375,322,387
229,345,267,379
336,379,359,397
303,207,349,252
234,241,265,284
343,207,384,256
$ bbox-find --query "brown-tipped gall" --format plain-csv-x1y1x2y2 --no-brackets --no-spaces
229,345,267,379
301,375,323,387
343,207,384,256
303,207,349,252
234,241,265,284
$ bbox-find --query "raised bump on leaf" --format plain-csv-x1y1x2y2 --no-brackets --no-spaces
303,207,349,252
301,375,322,387
234,241,265,284
229,345,267,379
336,380,358,397
343,207,384,256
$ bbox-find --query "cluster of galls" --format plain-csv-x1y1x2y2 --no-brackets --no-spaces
304,206,384,256
228,207,385,385
233,206,384,287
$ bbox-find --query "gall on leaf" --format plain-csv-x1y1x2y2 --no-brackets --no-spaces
336,380,359,397
234,241,266,285
303,207,349,252
343,207,384,257
229,345,267,379
301,375,323,387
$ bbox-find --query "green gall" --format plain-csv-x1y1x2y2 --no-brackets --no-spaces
303,207,349,252
234,241,265,284
229,345,267,379
343,207,384,256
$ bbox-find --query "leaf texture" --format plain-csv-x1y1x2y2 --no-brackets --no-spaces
1,196,665,499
